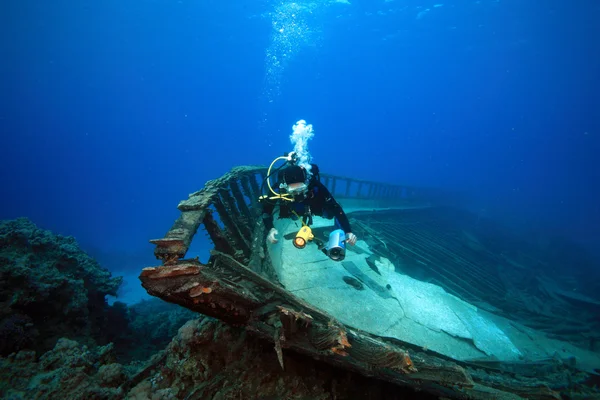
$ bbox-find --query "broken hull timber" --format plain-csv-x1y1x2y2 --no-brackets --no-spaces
141,165,595,400
141,254,563,400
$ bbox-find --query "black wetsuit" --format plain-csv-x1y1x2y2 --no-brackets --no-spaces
262,180,352,234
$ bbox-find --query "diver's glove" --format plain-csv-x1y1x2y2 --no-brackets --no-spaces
346,232,357,246
267,228,279,244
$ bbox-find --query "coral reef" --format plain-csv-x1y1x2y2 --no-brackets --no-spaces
0,218,122,356
0,317,436,400
0,337,126,399
127,318,434,399
106,299,196,362
0,218,196,363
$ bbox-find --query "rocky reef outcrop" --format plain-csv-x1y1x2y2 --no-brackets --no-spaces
130,318,435,400
0,218,196,363
1,316,435,400
0,218,123,356
0,338,127,399
107,299,196,363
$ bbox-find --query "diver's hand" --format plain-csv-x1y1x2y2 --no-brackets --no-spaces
267,228,279,244
346,232,357,246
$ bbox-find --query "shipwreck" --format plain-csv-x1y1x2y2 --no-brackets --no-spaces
140,165,600,399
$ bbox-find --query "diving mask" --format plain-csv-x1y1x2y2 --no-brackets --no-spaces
286,181,308,195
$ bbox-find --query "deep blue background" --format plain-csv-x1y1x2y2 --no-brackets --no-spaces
1,0,599,272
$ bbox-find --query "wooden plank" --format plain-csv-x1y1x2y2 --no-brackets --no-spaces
229,179,252,221
150,210,206,262
139,253,566,400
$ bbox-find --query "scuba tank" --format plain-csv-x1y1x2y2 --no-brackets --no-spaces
326,229,346,261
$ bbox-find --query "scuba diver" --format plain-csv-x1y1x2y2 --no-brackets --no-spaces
259,152,358,261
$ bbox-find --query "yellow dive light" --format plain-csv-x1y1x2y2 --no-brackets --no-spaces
293,226,314,249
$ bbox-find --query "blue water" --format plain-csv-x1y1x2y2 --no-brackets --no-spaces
1,0,599,303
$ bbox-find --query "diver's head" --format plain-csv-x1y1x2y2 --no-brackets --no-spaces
278,165,309,199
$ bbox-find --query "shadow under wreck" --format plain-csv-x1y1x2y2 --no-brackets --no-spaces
140,166,600,400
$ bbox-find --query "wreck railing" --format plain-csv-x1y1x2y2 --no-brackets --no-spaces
322,173,433,203
149,165,449,280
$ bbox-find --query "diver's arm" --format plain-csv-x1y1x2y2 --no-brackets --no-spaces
332,206,352,235
317,182,353,234
261,200,276,231
261,201,280,243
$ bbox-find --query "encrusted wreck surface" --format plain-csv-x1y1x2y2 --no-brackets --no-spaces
142,165,600,399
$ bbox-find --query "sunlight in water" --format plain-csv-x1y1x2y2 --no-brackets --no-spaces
263,2,315,103
259,1,342,142
259,0,351,141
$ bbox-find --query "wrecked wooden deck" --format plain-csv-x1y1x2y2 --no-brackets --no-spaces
140,165,600,400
